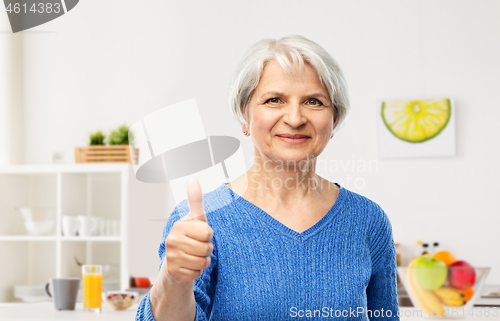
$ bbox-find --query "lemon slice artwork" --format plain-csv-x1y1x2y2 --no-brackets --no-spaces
381,99,451,143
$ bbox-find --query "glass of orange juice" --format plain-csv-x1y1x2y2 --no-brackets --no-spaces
82,265,103,312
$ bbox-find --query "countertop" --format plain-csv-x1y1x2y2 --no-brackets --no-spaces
0,303,499,320
0,302,138,320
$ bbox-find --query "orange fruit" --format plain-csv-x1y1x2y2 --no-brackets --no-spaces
463,287,474,301
432,251,458,267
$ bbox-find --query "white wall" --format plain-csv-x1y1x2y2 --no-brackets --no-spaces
0,11,23,165
15,0,500,283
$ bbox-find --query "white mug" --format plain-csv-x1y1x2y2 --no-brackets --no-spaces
62,216,79,236
112,220,120,237
76,216,98,237
91,217,104,236
97,217,106,236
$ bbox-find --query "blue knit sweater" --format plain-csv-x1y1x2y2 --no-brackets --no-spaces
136,182,400,320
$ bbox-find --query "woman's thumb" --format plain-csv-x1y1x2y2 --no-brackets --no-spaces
184,177,207,222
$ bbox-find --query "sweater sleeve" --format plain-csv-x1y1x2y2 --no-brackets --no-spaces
365,205,400,321
135,201,218,321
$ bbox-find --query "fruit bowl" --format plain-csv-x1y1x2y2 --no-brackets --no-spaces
102,291,139,310
397,266,490,318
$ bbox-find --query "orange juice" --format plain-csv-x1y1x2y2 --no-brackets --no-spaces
83,272,102,310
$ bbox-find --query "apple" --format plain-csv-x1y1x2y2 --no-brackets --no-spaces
449,260,476,290
413,256,448,290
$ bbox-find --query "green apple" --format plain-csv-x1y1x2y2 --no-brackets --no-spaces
413,256,448,290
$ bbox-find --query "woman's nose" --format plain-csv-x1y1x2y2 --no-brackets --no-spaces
282,103,306,129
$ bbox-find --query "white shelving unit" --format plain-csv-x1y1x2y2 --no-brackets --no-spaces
0,163,169,302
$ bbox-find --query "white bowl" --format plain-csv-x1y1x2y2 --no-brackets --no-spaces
16,207,55,222
23,221,54,235
16,207,55,235
102,291,139,310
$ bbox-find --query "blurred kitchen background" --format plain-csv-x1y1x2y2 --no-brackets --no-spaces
1,0,499,306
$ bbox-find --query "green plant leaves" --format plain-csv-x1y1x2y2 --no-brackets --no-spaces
88,125,134,146
108,125,133,145
89,131,106,145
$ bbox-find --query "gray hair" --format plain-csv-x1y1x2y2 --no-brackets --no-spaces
228,35,350,134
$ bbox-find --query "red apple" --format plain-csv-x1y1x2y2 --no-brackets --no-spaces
448,260,476,290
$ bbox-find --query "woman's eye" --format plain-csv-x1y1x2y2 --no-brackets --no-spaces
307,99,323,106
266,98,281,104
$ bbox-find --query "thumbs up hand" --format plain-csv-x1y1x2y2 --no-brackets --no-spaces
164,178,214,283
180,177,208,223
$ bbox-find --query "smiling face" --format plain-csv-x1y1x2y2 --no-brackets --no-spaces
243,60,336,166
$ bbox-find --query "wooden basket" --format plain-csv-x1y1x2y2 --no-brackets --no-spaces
75,146,139,164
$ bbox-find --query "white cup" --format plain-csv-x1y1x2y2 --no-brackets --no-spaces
97,218,106,236
105,220,112,236
91,217,104,236
62,216,79,236
112,220,120,237
76,216,98,237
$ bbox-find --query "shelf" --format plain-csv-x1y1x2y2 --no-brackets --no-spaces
61,236,121,242
0,161,167,302
0,236,58,241
0,236,122,242
0,164,131,175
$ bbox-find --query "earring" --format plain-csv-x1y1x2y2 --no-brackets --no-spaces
243,131,248,135
330,133,334,138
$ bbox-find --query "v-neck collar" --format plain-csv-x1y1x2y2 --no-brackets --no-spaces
221,182,345,241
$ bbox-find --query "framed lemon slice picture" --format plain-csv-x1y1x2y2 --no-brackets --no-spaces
378,98,456,158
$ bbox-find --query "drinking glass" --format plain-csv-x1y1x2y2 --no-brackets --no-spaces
82,265,103,312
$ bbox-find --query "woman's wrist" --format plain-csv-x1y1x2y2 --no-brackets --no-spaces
150,264,196,321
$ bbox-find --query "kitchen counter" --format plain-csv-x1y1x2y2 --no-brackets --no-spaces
0,302,138,320
0,303,499,320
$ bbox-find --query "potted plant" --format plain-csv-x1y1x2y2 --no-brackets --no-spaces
108,125,134,146
75,126,138,164
89,130,106,145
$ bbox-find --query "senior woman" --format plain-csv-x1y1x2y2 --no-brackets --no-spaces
136,35,399,321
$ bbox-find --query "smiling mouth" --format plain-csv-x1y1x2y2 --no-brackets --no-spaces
276,135,310,144
276,135,311,139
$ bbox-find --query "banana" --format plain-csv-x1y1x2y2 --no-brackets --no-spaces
406,258,429,311
413,283,446,316
407,257,445,316
433,286,466,307
440,297,466,308
434,286,465,301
